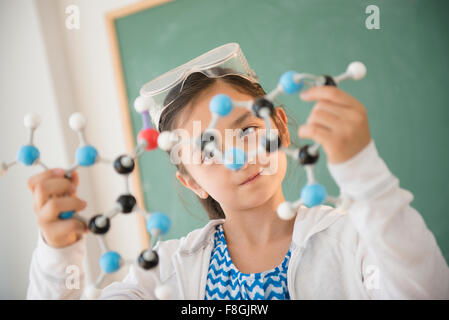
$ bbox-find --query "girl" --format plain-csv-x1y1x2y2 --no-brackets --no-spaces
26,47,449,300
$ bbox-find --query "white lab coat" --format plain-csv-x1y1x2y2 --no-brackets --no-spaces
26,140,449,299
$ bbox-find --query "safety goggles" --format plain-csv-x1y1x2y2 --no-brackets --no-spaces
140,43,259,131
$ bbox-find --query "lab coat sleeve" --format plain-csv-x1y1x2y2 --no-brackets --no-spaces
98,264,159,300
27,231,86,299
26,231,157,300
327,139,449,299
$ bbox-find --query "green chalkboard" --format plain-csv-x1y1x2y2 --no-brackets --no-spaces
112,0,449,263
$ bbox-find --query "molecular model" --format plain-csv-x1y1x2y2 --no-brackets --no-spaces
135,61,367,221
2,61,365,300
1,111,173,300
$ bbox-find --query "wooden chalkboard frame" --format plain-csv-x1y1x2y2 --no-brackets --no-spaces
105,0,174,248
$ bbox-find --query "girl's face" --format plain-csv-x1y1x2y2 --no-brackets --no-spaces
175,80,290,213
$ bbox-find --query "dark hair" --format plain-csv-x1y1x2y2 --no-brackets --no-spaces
158,69,291,220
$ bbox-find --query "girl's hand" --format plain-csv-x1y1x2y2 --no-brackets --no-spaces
27,168,88,248
298,86,371,164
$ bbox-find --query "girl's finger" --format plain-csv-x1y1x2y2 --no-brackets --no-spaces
34,178,75,209
27,168,65,192
298,123,333,146
38,196,87,223
43,219,88,245
66,170,79,189
309,101,364,130
300,86,362,110
307,105,344,131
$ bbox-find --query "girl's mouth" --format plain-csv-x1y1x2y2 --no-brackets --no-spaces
239,170,262,186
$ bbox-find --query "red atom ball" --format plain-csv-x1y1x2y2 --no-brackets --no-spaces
138,128,159,151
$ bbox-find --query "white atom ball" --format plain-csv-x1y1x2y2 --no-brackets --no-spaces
120,155,133,168
24,113,41,129
69,112,87,131
134,95,153,113
277,202,296,220
157,131,176,151
155,284,172,300
346,61,367,81
83,284,101,300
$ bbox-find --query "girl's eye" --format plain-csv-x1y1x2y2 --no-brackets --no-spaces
203,150,214,160
201,152,216,166
240,126,257,138
201,149,216,164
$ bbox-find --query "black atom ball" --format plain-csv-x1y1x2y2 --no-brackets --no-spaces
116,194,136,214
88,214,110,234
138,250,159,270
323,75,337,87
113,155,135,174
298,145,319,165
252,97,275,119
262,134,282,153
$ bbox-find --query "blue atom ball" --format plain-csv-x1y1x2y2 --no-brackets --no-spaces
75,145,98,167
146,212,171,236
59,211,75,220
99,251,122,274
300,184,327,208
17,145,40,166
279,71,304,94
209,94,233,117
224,148,247,171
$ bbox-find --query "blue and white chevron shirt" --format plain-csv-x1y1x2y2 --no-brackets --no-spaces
205,224,291,300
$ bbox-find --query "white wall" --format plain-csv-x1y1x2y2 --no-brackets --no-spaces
0,0,144,298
